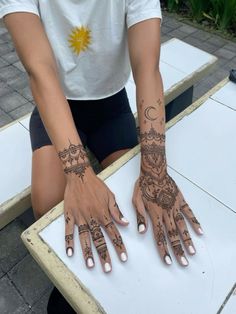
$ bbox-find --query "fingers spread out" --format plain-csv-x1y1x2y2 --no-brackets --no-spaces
103,218,128,263
164,212,189,267
64,211,75,257
179,197,204,236
174,209,196,256
148,208,172,266
88,217,112,273
108,193,129,226
78,219,94,268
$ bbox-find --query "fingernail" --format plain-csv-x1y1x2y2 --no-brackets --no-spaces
198,227,204,235
87,258,94,268
121,217,129,223
138,224,146,233
120,252,127,262
181,256,188,266
165,255,172,265
67,248,73,257
188,245,195,254
104,263,112,272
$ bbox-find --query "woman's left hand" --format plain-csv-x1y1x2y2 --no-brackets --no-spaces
132,165,204,267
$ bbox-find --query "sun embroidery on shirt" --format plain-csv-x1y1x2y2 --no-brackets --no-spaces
68,26,92,55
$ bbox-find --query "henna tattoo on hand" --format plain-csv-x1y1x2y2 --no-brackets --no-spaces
137,211,146,229
65,212,71,224
112,234,123,250
89,218,107,261
58,140,90,181
78,224,89,235
155,221,167,246
84,240,93,262
139,167,179,212
65,234,73,244
171,240,184,256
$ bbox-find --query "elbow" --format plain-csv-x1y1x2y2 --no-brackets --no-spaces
27,62,58,80
132,63,161,84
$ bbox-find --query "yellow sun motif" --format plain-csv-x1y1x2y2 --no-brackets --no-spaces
68,26,92,55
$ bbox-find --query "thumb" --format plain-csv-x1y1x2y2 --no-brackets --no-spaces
132,181,148,233
108,192,129,226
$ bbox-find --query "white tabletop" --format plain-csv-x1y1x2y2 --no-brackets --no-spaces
39,156,236,314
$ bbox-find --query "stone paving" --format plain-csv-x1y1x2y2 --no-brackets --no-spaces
0,13,236,314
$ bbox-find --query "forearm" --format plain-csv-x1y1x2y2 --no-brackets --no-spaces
29,66,93,179
135,69,167,175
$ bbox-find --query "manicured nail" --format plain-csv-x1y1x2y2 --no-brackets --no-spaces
87,258,94,268
181,256,188,266
67,248,73,257
165,255,172,265
198,227,204,235
138,224,146,233
188,245,195,254
120,252,127,262
121,217,129,223
104,263,112,272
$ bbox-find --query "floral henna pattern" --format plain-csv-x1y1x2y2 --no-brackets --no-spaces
58,140,90,181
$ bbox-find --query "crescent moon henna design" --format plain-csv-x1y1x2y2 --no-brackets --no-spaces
144,106,158,121
58,141,90,181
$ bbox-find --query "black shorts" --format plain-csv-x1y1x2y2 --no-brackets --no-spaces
29,87,138,163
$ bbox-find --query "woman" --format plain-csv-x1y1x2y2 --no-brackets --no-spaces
1,0,203,312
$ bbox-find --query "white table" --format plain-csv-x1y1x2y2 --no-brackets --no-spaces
22,78,236,313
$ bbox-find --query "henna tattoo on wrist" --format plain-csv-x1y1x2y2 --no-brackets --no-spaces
89,218,107,261
58,140,90,181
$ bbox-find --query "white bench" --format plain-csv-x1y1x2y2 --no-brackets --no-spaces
21,78,236,314
0,38,217,230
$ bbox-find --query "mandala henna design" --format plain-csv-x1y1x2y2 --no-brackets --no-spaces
139,167,179,211
58,141,90,181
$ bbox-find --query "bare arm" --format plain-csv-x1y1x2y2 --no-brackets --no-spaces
3,12,92,179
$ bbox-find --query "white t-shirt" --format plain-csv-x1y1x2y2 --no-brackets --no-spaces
0,0,162,100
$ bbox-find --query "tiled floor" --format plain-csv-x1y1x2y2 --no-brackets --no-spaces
0,13,236,314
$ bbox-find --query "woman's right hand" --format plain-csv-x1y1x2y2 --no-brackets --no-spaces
63,165,129,273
